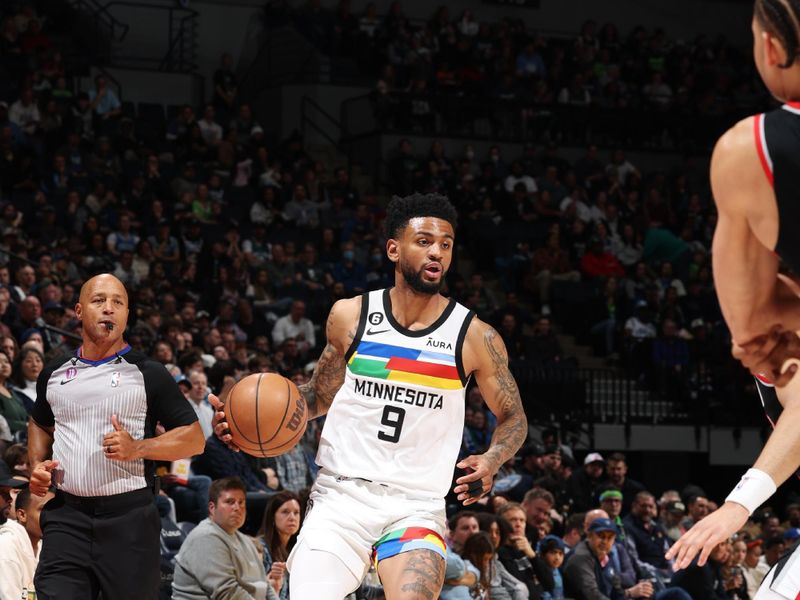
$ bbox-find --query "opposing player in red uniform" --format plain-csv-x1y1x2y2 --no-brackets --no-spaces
667,2,800,595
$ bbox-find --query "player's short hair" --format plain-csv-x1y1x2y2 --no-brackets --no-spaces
209,476,246,504
384,193,458,239
755,0,800,68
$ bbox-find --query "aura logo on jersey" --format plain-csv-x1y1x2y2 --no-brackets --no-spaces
347,340,461,390
425,338,453,350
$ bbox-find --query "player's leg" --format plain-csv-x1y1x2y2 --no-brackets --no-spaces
373,488,448,599
288,472,383,598
288,538,362,599
377,548,445,600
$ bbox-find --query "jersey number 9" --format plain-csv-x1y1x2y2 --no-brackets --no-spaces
378,406,405,443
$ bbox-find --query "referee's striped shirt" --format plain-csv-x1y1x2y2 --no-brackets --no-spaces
31,345,197,497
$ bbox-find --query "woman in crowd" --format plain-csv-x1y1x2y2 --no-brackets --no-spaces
10,346,44,409
478,514,531,600
0,335,19,362
0,350,30,435
724,538,749,600
257,491,302,599
4,442,29,477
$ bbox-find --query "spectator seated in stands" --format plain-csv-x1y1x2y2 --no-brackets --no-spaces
568,454,608,517
599,453,645,516
564,517,657,600
0,484,53,600
539,534,566,600
172,477,278,599
257,491,302,600
271,300,316,358
441,511,481,600
527,317,566,365
496,501,554,598
0,350,28,437
581,237,626,281
623,492,672,581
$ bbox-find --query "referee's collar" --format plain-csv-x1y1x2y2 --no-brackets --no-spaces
76,344,132,366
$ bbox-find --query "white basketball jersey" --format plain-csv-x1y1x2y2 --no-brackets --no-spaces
316,288,475,498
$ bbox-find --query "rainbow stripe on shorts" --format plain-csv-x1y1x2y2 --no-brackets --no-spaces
373,527,447,564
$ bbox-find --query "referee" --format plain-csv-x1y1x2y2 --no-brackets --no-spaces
27,274,205,600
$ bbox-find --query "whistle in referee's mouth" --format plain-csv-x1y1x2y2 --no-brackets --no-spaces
104,322,114,331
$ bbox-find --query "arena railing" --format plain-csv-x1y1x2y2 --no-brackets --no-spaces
508,360,748,429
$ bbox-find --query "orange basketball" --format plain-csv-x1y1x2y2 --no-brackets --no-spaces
225,373,308,457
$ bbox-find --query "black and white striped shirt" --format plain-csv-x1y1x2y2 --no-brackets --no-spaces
32,345,197,497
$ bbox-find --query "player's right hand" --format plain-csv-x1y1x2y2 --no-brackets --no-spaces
30,460,59,496
665,501,748,569
209,393,240,452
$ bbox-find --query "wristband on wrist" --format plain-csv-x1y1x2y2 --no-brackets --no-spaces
725,468,777,515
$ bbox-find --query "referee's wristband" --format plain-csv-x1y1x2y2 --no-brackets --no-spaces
725,468,777,515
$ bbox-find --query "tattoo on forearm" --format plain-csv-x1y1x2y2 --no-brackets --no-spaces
398,550,445,600
483,327,527,469
299,343,345,419
298,301,355,419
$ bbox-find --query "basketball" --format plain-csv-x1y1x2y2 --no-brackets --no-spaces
225,373,308,457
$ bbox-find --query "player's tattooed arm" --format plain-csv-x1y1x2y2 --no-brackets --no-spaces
473,323,528,472
299,296,360,419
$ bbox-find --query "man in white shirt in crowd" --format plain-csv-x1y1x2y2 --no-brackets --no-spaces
197,104,223,147
0,481,54,600
184,370,213,440
272,300,315,356
9,89,40,137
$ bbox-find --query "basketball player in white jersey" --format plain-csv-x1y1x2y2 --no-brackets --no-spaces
666,2,800,597
212,193,528,599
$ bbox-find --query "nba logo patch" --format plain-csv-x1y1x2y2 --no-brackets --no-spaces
110,371,121,387
65,367,77,381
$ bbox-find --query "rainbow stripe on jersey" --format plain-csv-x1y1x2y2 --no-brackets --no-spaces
373,527,447,563
347,340,462,390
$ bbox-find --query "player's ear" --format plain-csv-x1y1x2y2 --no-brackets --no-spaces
74,302,82,320
386,238,399,264
764,30,788,67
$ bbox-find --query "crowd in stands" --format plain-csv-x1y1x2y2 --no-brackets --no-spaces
289,2,764,148
0,2,795,599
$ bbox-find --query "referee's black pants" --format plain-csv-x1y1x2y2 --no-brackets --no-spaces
35,488,161,600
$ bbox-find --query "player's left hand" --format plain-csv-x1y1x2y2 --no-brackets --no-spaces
665,501,748,569
454,454,495,505
209,393,240,452
733,327,800,387
102,414,141,461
